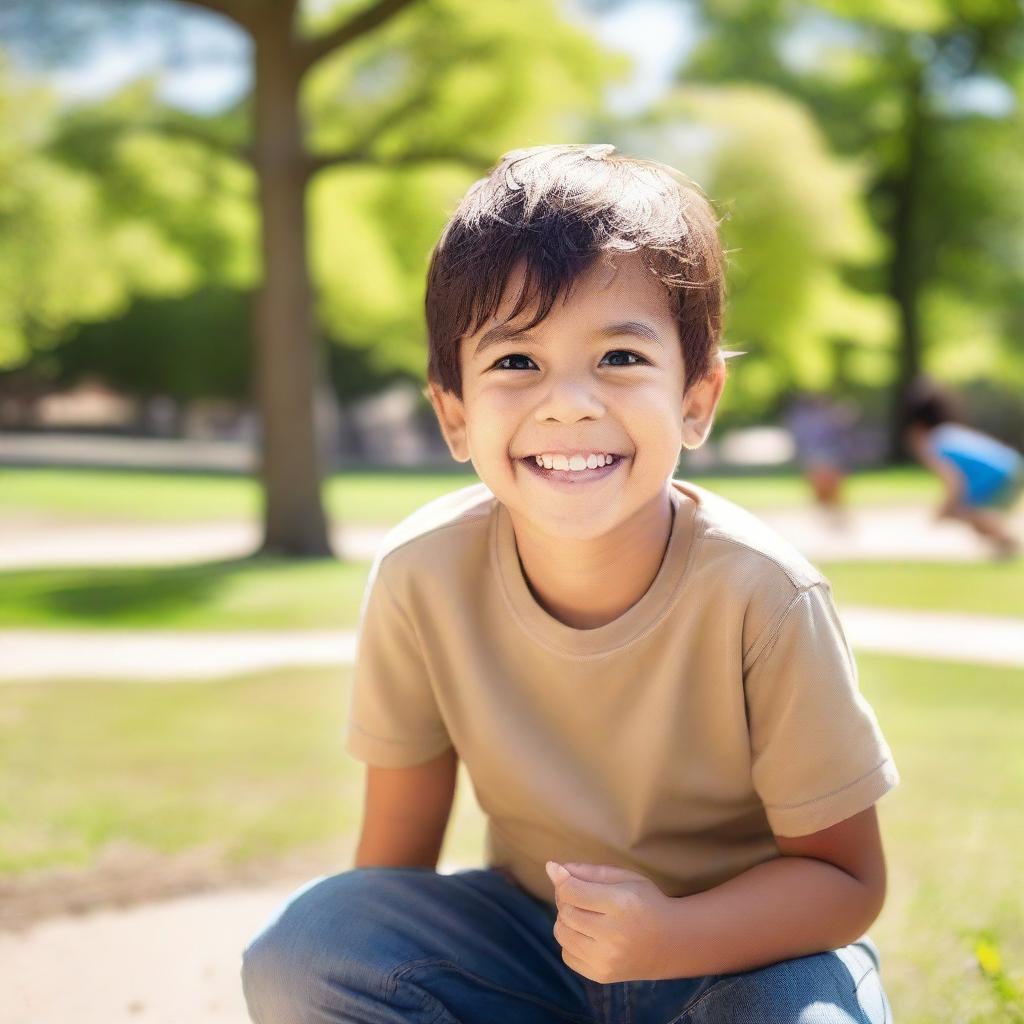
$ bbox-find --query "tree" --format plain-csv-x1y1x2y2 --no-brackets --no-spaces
2,0,612,554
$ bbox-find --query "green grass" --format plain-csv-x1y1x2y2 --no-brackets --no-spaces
0,668,363,873
0,556,371,630
0,465,941,524
1,653,1022,1021
0,665,484,877
865,655,1024,1023
823,560,1024,618
0,467,261,522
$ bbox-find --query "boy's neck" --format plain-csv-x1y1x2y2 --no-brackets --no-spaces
507,483,677,630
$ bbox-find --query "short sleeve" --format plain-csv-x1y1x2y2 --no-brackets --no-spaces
343,561,453,768
743,581,899,837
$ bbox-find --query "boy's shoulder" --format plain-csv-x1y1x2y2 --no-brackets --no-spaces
676,481,833,664
676,479,826,592
369,478,497,585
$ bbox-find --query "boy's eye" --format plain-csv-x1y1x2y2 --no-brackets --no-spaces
490,350,648,371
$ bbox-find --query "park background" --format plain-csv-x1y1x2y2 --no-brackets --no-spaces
0,0,1022,1021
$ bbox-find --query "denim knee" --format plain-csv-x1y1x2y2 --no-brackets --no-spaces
676,946,884,1024
240,872,398,1024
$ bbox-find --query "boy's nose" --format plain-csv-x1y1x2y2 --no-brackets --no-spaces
533,379,605,421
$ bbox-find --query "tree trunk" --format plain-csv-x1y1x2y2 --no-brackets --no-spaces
251,16,333,557
885,61,926,464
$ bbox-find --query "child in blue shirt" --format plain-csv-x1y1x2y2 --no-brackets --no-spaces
903,376,1023,559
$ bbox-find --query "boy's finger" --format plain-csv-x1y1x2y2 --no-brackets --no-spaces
554,876,610,914
545,861,569,885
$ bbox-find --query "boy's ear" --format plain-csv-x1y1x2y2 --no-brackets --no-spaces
425,381,472,463
680,353,727,450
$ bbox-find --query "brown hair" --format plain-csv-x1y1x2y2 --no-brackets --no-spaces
424,143,734,401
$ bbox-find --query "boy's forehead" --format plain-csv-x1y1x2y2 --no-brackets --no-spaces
466,251,674,342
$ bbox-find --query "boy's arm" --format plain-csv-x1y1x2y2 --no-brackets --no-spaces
660,804,886,978
353,746,458,869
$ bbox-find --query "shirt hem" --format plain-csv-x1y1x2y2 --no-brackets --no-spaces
344,723,454,768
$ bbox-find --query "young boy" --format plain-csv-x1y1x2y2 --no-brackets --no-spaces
241,143,900,1023
903,375,1023,560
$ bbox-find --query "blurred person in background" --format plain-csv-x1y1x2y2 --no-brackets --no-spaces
902,375,1023,560
784,390,859,530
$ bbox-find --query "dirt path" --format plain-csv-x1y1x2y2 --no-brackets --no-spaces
1,875,317,1024
1,859,475,1024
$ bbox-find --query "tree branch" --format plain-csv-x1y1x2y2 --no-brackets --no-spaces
153,120,251,162
304,86,432,177
297,0,421,76
174,0,258,33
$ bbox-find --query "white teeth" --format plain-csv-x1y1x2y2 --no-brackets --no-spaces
531,453,616,472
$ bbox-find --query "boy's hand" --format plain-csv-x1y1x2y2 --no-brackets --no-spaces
545,860,676,983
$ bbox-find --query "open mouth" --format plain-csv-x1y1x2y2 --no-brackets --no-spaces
518,453,627,485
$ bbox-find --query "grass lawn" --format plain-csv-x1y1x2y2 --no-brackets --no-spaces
0,464,942,523
0,556,371,630
1,554,1020,631
821,559,1024,619
0,653,1022,1020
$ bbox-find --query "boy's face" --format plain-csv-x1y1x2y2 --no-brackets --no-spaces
428,250,725,540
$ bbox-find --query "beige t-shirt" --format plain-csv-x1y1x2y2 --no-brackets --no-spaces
344,478,899,904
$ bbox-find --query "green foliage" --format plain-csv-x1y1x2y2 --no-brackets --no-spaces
46,80,255,287
5,285,433,402
0,63,176,367
305,0,616,376
813,0,952,32
622,83,894,418
666,0,1024,425
0,57,256,372
38,287,251,399
6,0,1024,424
1,0,618,398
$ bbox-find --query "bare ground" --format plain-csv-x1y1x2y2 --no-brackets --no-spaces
0,838,355,935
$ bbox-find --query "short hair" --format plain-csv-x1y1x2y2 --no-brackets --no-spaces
424,143,734,400
902,375,962,430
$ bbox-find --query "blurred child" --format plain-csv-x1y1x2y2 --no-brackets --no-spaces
784,391,858,530
902,376,1023,559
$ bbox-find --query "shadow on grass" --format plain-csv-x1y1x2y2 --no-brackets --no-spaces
0,553,356,629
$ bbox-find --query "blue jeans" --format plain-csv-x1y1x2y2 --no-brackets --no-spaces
241,866,892,1023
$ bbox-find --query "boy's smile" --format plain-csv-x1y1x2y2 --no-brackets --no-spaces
517,450,625,488
428,249,725,629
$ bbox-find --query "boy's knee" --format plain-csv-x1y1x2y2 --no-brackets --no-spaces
682,951,876,1024
239,929,311,1024
239,874,349,1022
238,871,403,1023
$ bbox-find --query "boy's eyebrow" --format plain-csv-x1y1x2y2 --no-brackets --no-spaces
473,320,663,357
